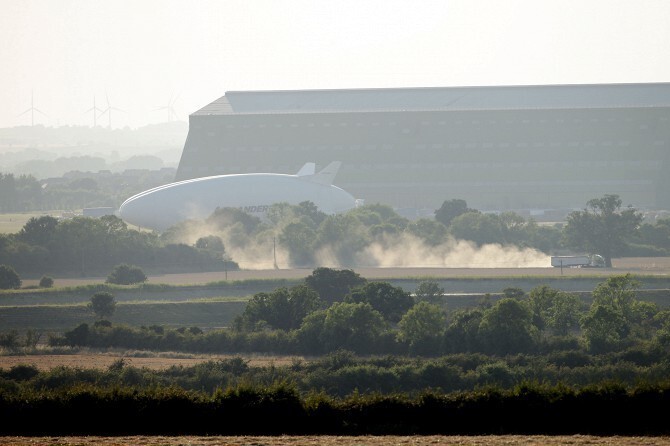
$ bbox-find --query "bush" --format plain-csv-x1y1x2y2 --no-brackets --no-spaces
89,292,116,320
106,264,147,285
38,275,54,288
0,330,20,350
0,264,21,289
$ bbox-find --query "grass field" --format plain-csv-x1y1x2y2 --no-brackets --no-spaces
0,299,248,331
0,351,304,370
18,257,670,288
0,211,66,234
0,435,666,445
3,259,670,332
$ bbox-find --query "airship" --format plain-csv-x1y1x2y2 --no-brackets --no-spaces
118,162,357,231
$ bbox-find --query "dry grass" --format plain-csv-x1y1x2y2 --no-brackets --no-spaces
0,352,305,371
0,435,668,445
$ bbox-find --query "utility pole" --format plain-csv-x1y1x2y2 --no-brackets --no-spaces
273,237,278,269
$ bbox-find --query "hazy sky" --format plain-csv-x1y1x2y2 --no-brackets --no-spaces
1,0,669,129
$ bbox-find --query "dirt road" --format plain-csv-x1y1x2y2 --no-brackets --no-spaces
20,257,670,288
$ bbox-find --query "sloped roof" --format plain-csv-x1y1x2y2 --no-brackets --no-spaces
193,83,670,116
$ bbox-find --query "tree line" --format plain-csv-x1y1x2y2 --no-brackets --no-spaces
0,215,237,276
0,169,175,212
1,193,668,277
50,269,670,357
165,195,669,269
0,379,668,435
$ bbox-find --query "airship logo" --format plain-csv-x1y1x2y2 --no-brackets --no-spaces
118,162,356,231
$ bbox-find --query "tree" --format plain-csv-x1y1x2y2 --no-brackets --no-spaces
527,285,582,336
89,292,116,320
321,302,386,353
345,281,414,323
106,264,147,285
406,218,448,245
444,307,484,353
195,235,226,253
295,200,327,227
435,199,478,227
0,264,21,289
304,267,367,304
18,216,58,246
414,281,445,305
563,194,643,267
478,298,537,354
449,212,503,245
235,285,321,331
581,274,652,351
279,221,316,266
38,275,54,288
397,302,447,354
314,214,370,266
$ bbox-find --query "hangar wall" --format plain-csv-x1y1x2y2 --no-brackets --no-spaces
176,85,670,214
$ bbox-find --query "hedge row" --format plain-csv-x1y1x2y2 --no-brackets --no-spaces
1,382,669,435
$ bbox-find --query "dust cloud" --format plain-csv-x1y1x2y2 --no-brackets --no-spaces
352,233,549,268
170,222,549,270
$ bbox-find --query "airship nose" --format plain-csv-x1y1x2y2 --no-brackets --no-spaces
118,196,145,228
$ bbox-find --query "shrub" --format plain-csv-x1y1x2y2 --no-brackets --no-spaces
0,330,20,350
88,292,116,320
0,264,21,289
38,275,54,288
106,263,147,285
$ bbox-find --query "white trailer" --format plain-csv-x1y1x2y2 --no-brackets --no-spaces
551,255,605,268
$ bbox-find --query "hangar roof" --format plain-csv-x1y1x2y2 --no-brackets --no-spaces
193,83,670,116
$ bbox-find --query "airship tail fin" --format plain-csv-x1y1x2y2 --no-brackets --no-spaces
311,161,342,185
296,162,316,176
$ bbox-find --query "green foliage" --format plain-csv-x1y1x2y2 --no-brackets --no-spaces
1,214,237,276
106,263,147,285
581,274,646,352
563,194,643,267
0,173,42,212
444,307,484,353
345,281,414,323
528,285,583,336
279,221,317,266
0,330,20,351
18,216,58,246
295,302,388,354
235,285,321,331
406,218,448,245
89,292,116,320
195,235,225,253
38,275,54,288
478,298,537,354
413,280,445,304
2,355,670,435
304,267,367,304
502,287,525,299
434,199,478,227
0,264,21,289
206,207,262,235
397,302,447,354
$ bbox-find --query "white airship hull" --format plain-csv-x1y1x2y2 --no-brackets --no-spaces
118,165,356,231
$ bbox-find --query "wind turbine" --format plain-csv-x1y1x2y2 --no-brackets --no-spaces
18,90,47,126
154,93,180,123
84,96,105,127
99,92,125,129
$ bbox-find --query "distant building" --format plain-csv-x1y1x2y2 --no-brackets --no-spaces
176,83,670,215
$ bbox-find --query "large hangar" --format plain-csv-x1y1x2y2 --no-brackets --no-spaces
176,83,670,215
